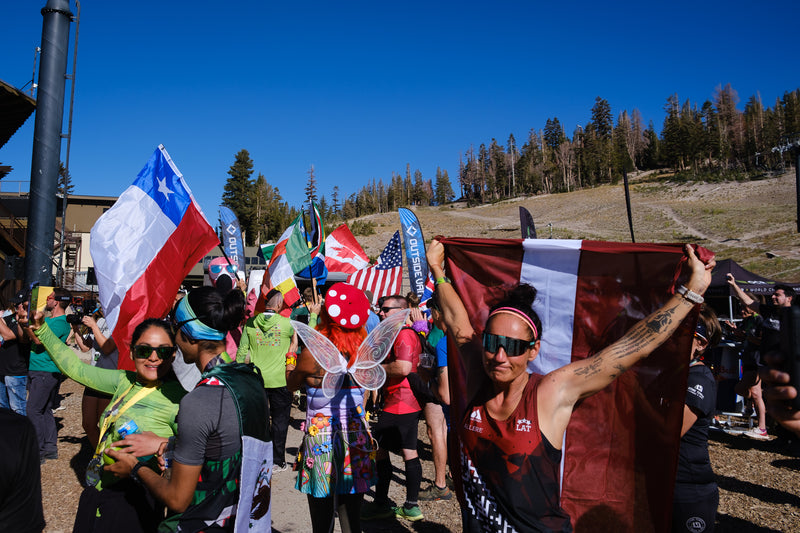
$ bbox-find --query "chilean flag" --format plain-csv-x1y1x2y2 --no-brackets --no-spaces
90,146,219,370
441,237,707,533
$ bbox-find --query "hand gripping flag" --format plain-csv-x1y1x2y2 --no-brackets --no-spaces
440,237,707,533
90,145,218,370
324,224,370,274
348,231,403,303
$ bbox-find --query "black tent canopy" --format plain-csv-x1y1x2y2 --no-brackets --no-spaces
705,258,800,318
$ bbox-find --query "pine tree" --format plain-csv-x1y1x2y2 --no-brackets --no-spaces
222,149,255,244
58,161,74,196
331,186,340,216
305,165,318,205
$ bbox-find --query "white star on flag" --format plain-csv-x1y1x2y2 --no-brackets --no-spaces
157,176,174,201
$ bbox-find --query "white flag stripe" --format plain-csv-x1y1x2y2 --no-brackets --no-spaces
520,239,581,376
90,185,177,330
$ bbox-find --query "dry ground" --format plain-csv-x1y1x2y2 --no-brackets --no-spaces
42,377,800,532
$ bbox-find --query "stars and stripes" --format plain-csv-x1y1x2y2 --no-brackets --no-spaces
348,231,403,303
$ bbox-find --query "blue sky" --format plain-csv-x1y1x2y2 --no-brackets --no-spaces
1,1,798,220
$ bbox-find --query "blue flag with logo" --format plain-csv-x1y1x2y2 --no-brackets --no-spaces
219,205,246,274
398,208,428,299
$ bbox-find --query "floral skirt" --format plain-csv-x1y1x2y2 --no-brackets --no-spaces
295,403,377,498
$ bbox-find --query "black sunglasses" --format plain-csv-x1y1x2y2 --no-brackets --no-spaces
170,314,200,333
482,332,535,357
380,306,402,314
132,344,177,360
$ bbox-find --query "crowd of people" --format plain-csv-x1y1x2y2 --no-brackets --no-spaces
1,239,799,533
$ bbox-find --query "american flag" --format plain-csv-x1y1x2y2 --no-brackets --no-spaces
348,231,403,303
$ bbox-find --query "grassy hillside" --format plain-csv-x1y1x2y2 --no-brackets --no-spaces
350,170,800,283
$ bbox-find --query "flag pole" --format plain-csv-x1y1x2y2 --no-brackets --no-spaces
623,170,635,243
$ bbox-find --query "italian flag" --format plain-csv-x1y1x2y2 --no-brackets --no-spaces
264,215,311,306
441,237,707,532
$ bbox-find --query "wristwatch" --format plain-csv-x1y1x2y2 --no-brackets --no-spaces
130,461,146,485
677,285,704,304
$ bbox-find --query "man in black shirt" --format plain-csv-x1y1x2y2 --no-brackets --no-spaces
727,275,795,439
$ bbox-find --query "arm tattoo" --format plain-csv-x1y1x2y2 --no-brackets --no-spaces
574,356,604,379
645,307,677,334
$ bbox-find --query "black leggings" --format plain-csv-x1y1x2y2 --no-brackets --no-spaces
307,493,363,533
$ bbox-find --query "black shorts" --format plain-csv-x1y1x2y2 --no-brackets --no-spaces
373,411,420,453
672,482,718,533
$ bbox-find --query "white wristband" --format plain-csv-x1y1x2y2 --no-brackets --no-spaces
677,285,704,304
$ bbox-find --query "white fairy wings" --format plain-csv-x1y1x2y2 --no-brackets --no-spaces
291,310,410,399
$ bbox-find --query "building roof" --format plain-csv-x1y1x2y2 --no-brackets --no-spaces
0,79,36,150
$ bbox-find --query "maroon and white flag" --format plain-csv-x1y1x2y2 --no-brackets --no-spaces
441,237,705,533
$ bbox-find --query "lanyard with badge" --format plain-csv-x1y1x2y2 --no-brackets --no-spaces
85,381,158,486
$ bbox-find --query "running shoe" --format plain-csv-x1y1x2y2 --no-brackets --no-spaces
361,501,394,520
272,462,291,473
393,504,424,522
419,483,453,501
744,427,770,440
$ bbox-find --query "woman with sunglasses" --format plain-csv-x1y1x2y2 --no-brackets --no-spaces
107,286,271,533
426,240,714,532
30,315,185,533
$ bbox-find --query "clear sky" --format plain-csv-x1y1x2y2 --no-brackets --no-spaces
1,0,798,221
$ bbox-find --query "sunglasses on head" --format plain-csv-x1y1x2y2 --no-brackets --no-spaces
482,332,535,357
210,264,237,275
170,314,200,333
132,344,177,360
380,306,402,314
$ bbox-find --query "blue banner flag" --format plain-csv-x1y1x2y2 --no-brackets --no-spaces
398,208,428,299
219,205,246,274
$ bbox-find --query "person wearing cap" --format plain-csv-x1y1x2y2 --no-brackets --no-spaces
286,282,376,533
672,306,721,533
0,291,30,415
20,287,72,462
237,288,318,471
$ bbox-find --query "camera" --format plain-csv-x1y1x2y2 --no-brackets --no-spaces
67,298,97,325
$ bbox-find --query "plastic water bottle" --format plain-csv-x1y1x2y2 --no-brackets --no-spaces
117,417,141,438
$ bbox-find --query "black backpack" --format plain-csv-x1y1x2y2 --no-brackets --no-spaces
404,327,440,406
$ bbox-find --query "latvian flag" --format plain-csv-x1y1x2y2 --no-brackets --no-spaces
440,237,707,533
90,146,219,370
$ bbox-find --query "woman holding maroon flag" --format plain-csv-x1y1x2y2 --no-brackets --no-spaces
426,239,715,532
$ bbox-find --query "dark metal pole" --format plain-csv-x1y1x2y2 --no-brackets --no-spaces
796,151,799,233
623,170,635,243
25,0,72,287
58,1,79,287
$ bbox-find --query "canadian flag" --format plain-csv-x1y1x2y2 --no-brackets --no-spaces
324,224,370,274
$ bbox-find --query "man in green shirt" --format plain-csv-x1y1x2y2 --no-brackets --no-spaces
22,288,71,462
237,289,317,471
